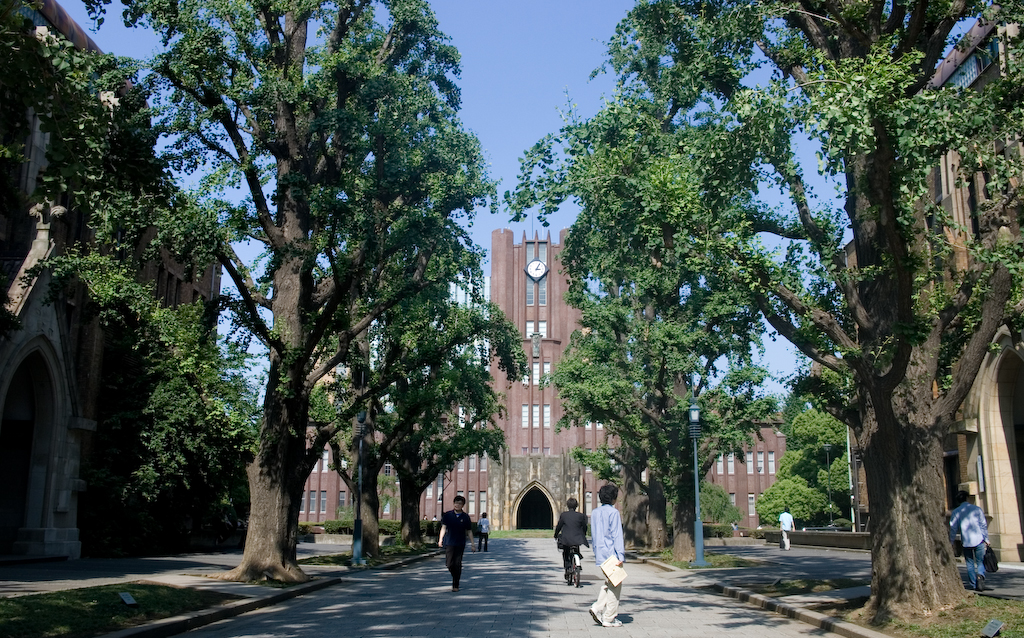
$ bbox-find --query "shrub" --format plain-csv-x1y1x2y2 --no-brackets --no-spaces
703,523,734,538
298,522,315,536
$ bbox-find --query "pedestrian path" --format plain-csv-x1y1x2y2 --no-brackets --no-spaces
177,538,839,638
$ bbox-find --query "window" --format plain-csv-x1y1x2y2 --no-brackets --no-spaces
538,321,547,338
458,458,465,471
768,451,776,474
586,421,593,430
532,362,540,386
757,451,765,474
585,492,594,515
480,454,487,471
426,483,432,499
468,491,476,515
320,491,327,513
596,421,603,429
469,455,476,471
480,491,487,515
746,451,754,474
457,490,464,499
727,453,735,475
321,449,329,472
384,502,391,515
729,492,736,506
458,406,466,428
299,491,306,513
543,447,550,455
543,361,551,382
522,446,528,455
384,462,392,476
716,455,724,475
526,278,534,305
526,320,535,336
748,493,756,517
339,491,347,508
522,404,529,428
539,277,547,305
532,404,540,428
532,447,539,454
543,404,551,428
437,475,443,502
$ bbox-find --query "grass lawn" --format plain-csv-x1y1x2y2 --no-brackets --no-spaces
645,549,765,569
298,543,436,567
745,579,1024,638
488,529,555,539
0,583,239,638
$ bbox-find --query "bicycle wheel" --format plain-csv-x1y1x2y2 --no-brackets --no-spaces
572,566,581,587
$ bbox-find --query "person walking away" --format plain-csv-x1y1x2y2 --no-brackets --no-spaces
438,495,475,591
779,506,794,550
554,497,589,584
589,485,625,628
949,490,990,591
477,512,490,552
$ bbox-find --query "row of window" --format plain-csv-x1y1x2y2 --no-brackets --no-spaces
524,361,551,386
300,490,332,514
715,451,776,475
526,321,547,338
521,403,552,427
728,492,759,517
456,454,488,472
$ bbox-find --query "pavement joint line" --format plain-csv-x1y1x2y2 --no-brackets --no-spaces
715,582,891,638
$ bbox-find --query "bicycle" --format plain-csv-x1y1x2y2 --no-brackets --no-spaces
563,545,583,587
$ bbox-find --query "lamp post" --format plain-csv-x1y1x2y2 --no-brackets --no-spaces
352,411,366,566
690,401,707,567
823,443,834,526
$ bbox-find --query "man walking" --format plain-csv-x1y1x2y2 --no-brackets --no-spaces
779,505,794,550
477,512,490,552
589,485,624,628
438,495,475,591
950,490,989,591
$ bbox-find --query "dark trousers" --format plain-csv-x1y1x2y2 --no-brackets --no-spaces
445,544,466,588
478,533,488,552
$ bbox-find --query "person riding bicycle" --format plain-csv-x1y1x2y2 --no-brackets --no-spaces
554,497,590,584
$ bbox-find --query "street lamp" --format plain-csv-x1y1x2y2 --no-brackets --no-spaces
689,401,707,567
353,411,366,566
823,443,834,526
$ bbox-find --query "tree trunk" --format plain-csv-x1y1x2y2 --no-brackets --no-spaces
621,463,650,550
399,479,425,546
359,469,381,557
859,388,967,621
646,477,668,550
672,491,695,562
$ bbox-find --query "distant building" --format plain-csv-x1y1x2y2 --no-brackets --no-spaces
705,424,787,528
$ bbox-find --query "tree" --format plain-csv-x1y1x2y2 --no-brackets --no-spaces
701,482,742,525
328,282,524,550
512,100,778,560
87,0,498,581
516,0,1024,620
756,477,826,525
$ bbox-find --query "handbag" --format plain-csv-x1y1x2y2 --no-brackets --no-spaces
983,545,999,573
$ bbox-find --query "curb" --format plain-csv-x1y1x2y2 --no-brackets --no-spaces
715,583,890,638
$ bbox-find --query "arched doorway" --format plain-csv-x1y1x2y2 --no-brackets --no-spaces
0,357,38,553
516,487,553,529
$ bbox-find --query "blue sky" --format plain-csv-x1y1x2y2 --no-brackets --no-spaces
61,0,799,393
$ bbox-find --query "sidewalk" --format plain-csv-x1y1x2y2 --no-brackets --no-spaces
1,539,1022,637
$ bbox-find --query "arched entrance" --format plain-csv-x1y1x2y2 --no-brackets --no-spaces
516,486,553,529
0,357,39,553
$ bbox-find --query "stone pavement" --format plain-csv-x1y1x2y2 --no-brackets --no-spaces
2,538,1023,637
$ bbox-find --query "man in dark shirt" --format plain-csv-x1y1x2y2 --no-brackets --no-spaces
554,497,589,583
438,495,475,591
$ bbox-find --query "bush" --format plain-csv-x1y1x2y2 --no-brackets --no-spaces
318,518,402,535
298,522,315,536
832,518,853,528
703,523,734,538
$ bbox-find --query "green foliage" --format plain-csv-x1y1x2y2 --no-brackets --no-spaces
774,408,850,524
701,482,743,525
755,477,827,525
703,523,735,538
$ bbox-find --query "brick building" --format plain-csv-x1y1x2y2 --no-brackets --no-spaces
705,424,786,529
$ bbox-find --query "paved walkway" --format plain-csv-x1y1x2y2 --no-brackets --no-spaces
2,539,1023,637
142,539,841,638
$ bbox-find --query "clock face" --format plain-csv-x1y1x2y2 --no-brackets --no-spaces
526,259,548,281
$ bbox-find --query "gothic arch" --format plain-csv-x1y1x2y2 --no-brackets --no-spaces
512,481,556,529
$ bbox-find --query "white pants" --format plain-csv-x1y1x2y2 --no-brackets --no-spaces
593,578,622,622
781,529,791,550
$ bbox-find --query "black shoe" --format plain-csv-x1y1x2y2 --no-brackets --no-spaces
976,575,985,592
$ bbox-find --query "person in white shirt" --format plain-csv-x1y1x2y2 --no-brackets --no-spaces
589,485,625,628
949,490,989,591
778,506,794,550
477,512,490,552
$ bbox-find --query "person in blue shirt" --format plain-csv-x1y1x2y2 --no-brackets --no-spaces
949,490,989,591
438,496,475,591
589,484,625,628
